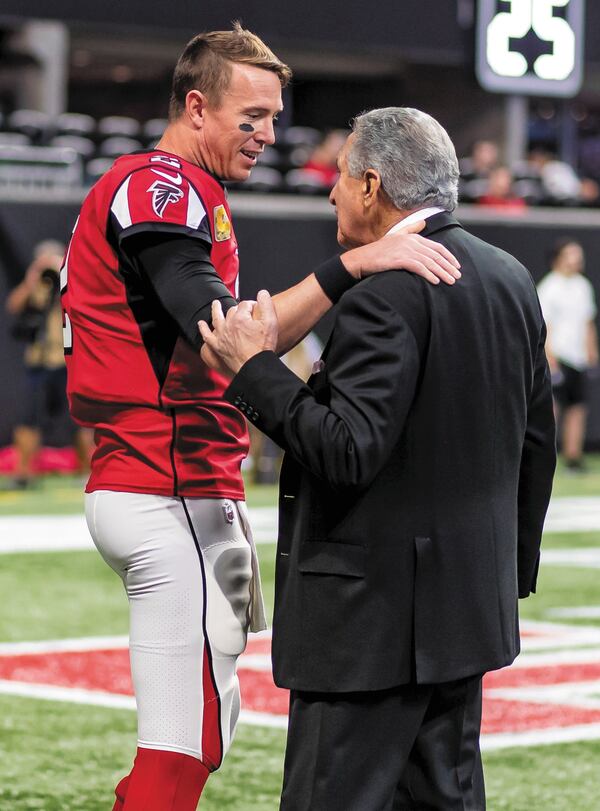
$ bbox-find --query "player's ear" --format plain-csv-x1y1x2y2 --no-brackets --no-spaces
186,90,208,129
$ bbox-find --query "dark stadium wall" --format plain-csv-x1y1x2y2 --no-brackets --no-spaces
2,198,600,446
4,1,600,63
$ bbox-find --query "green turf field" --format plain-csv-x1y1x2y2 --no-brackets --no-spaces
0,467,599,809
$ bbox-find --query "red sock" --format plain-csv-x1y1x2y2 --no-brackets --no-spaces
121,747,210,811
112,774,131,811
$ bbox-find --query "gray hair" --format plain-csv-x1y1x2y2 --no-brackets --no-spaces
347,107,459,212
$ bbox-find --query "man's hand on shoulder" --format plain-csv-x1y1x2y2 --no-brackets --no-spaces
199,290,279,377
341,220,461,286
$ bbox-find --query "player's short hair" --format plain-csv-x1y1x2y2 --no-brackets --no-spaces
347,107,460,212
169,22,292,119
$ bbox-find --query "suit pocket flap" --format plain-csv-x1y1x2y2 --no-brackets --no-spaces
298,540,366,578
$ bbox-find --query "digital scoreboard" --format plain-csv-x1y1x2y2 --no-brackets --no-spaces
476,0,585,97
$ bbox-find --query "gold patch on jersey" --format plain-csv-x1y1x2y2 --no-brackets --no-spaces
214,205,231,242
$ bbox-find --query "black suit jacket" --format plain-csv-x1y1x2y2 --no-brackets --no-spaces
225,213,556,692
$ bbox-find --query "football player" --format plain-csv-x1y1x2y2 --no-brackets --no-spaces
61,24,461,811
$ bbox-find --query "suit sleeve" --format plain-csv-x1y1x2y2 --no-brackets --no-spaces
517,319,557,598
225,282,422,491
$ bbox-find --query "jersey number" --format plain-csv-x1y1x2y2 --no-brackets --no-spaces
60,216,78,354
486,0,576,81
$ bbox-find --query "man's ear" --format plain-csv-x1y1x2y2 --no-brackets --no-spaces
186,90,208,128
362,168,382,208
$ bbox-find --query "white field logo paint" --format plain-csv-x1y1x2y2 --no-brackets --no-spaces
3,623,600,746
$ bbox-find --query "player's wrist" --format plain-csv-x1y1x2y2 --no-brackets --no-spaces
314,255,359,303
338,250,362,280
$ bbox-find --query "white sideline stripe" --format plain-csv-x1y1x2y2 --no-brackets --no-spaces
0,508,278,553
511,646,600,667
518,619,600,651
239,709,288,730
549,607,600,619
0,633,273,672
544,496,600,532
481,723,600,750
238,654,272,672
0,680,287,729
488,681,600,710
4,680,600,746
4,498,600,554
0,635,129,654
0,680,136,710
1,625,599,662
542,549,600,569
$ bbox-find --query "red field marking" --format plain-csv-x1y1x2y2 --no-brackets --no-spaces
244,637,273,656
2,645,600,735
0,649,132,694
486,661,600,688
481,698,600,733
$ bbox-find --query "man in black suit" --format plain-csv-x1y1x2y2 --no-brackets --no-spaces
199,107,556,811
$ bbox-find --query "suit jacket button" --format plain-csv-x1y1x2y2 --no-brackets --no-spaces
234,395,242,406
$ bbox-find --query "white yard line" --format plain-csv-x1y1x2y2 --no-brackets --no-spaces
2,678,600,746
544,497,600,533
3,627,600,746
481,723,600,750
542,549,600,568
518,619,600,651
548,607,600,619
2,496,600,555
0,679,288,730
0,508,279,553
0,635,129,655
488,681,600,710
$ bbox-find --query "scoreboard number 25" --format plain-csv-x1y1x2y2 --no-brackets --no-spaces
476,0,585,97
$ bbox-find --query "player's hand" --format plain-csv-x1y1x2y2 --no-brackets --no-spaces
200,341,232,379
199,290,279,376
341,220,461,285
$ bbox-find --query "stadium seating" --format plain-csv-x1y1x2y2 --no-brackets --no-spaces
97,115,141,139
7,109,52,143
54,112,96,138
49,134,96,159
0,107,597,202
98,136,143,158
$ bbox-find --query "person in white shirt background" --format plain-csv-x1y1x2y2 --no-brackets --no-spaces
537,239,599,471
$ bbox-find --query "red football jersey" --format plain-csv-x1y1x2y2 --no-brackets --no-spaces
61,150,248,498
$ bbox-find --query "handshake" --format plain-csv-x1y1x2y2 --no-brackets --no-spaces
199,290,279,378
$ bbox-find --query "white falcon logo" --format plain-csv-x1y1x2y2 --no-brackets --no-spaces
147,179,184,218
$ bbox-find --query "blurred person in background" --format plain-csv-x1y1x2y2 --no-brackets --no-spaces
302,129,348,187
61,24,461,811
478,165,527,212
459,139,500,181
528,148,600,206
5,240,92,489
538,239,598,471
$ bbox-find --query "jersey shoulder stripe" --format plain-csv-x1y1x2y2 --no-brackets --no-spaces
108,163,213,245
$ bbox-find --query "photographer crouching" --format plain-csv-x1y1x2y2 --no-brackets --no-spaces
5,241,92,488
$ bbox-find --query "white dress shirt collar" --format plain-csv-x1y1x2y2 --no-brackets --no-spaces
386,206,445,236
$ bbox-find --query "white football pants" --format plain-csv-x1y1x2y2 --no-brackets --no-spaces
85,491,266,770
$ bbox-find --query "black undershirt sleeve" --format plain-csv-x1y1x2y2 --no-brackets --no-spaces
122,232,237,351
